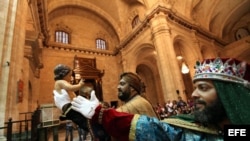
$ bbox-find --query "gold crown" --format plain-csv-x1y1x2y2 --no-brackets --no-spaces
193,58,250,88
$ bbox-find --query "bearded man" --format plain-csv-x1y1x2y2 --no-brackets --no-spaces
116,72,159,118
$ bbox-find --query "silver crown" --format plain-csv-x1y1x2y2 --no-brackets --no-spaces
193,58,250,88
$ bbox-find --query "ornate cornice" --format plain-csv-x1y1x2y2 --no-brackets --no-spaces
115,17,150,54
24,33,44,78
44,42,115,57
37,0,49,44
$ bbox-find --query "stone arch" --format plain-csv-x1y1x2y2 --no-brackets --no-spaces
132,43,164,105
173,35,199,67
136,64,163,105
48,0,121,41
173,35,197,99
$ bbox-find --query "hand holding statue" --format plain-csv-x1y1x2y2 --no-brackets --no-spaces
78,78,85,86
71,90,100,119
53,89,92,131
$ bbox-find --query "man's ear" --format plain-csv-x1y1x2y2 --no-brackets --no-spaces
130,86,136,93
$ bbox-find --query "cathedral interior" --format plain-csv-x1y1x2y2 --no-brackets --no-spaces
0,0,250,139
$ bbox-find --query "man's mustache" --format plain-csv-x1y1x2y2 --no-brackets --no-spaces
194,100,206,105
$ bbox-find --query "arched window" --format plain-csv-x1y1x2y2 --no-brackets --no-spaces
55,31,70,44
132,15,140,29
96,38,107,50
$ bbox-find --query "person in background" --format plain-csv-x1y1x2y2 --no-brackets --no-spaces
77,125,87,141
54,57,250,141
165,99,174,117
176,96,187,108
65,120,74,141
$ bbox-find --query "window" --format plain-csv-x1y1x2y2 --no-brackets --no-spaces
96,38,107,50
132,15,140,29
55,31,70,44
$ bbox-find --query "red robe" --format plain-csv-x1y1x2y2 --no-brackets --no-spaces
92,105,133,141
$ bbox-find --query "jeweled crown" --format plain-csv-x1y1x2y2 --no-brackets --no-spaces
193,58,250,88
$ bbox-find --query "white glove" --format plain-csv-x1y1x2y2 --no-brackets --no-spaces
53,89,71,111
71,90,99,119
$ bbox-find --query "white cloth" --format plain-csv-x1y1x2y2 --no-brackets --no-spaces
53,89,71,110
71,90,99,119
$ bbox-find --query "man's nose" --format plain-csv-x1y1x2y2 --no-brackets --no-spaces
191,88,199,98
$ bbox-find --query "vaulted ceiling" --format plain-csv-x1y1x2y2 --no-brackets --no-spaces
36,0,249,44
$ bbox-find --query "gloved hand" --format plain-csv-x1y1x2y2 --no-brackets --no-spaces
53,89,71,111
71,90,99,119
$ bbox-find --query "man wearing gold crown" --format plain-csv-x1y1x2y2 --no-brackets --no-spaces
54,57,250,141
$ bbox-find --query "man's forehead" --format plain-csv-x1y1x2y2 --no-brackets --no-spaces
193,80,215,87
193,79,213,84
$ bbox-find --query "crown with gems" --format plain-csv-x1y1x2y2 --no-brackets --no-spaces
193,57,250,88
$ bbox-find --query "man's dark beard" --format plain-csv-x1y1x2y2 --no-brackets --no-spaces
118,90,130,101
193,98,227,125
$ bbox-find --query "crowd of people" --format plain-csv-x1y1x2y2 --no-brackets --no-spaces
155,96,194,119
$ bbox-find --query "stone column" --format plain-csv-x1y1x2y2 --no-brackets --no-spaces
0,0,18,140
149,12,185,101
189,30,203,77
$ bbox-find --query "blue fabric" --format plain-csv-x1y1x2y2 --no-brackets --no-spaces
135,115,223,141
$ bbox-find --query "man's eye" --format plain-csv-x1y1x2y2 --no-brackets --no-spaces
198,85,208,91
120,82,126,85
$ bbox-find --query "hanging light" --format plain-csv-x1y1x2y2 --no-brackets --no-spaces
176,55,183,60
176,46,189,74
181,62,189,74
